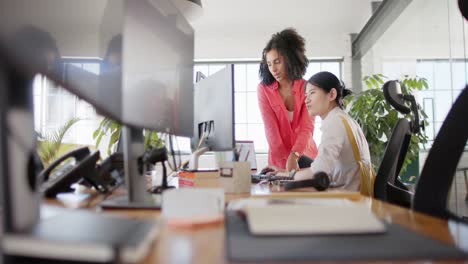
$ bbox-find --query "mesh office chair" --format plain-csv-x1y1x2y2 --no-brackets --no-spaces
413,86,468,220
374,81,423,207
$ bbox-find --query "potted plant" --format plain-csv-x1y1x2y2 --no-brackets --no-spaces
344,74,429,183
93,117,164,156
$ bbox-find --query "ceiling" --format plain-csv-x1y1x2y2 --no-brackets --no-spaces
0,0,373,36
0,0,375,58
192,0,374,36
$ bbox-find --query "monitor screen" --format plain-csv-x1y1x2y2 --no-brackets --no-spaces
0,0,194,136
123,0,194,136
0,0,195,223
192,65,235,152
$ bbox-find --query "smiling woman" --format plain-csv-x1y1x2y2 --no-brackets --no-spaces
257,28,318,173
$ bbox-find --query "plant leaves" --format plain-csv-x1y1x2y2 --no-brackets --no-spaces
37,117,80,166
349,74,429,177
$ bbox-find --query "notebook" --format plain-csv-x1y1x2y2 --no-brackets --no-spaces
246,203,386,235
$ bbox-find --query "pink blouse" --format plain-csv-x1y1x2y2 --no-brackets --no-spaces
258,79,318,169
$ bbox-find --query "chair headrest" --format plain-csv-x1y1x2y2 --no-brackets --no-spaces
383,81,411,114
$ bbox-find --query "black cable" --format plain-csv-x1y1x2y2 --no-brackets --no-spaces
162,133,175,172
161,162,168,188
168,134,177,171
173,136,182,170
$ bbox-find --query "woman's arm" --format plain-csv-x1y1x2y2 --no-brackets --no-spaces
291,101,314,155
294,118,345,181
286,103,315,171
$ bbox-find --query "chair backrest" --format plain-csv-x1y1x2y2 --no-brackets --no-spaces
413,86,468,220
374,80,421,207
374,118,412,204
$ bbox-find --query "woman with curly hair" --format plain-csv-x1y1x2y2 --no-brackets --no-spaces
258,28,318,172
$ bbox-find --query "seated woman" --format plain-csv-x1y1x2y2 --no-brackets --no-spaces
273,71,372,191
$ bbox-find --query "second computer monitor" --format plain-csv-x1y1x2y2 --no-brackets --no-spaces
193,64,235,151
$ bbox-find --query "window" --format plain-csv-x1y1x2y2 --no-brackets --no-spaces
416,59,467,147
382,59,467,148
34,58,342,155
34,58,102,146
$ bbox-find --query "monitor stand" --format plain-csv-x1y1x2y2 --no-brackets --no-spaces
100,126,163,209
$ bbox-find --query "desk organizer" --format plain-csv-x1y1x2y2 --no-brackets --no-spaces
219,161,251,193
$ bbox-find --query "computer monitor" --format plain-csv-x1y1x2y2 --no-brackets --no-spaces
122,0,194,136
102,0,194,208
189,65,235,170
0,0,194,250
0,0,194,135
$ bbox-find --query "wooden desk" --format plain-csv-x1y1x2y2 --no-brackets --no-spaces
75,184,466,264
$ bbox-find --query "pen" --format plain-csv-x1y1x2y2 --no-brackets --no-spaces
234,145,243,162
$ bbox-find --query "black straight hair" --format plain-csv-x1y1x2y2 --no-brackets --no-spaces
307,71,352,108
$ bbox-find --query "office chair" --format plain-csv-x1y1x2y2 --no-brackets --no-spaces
413,86,468,220
374,81,422,207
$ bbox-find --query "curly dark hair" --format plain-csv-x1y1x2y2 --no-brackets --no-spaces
259,28,308,85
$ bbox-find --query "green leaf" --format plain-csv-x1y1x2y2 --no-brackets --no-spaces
370,77,379,89
93,118,122,151
37,117,80,166
95,132,105,149
107,130,120,155
364,79,372,89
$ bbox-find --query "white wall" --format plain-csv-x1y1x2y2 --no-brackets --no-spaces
361,0,468,78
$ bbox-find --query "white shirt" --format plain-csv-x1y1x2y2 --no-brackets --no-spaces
287,110,294,122
307,107,371,191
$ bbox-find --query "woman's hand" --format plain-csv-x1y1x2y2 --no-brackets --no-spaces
286,153,299,172
292,169,312,181
260,165,285,176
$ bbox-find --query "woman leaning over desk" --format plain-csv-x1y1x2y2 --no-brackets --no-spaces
257,28,318,172
288,71,372,191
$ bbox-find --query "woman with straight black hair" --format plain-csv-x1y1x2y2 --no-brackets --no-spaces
271,71,372,192
258,28,318,172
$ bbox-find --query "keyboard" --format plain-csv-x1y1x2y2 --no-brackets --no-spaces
251,174,292,183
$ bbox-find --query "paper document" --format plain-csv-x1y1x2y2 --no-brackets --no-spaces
246,203,386,235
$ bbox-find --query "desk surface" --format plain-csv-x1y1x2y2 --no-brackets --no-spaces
53,184,468,264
